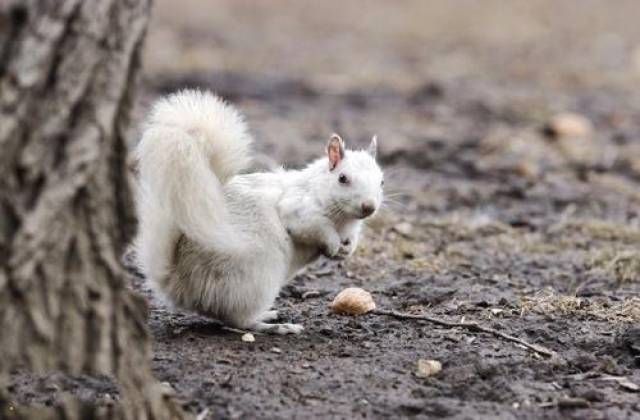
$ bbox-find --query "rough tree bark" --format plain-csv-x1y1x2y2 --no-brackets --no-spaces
0,1,184,418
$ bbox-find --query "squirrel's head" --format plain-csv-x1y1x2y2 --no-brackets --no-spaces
320,133,384,220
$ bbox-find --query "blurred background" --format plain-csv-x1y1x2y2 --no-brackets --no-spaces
146,0,640,90
140,0,640,224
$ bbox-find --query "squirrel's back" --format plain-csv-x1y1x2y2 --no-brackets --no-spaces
134,90,254,286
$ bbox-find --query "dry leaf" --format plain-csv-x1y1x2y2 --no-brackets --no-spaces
618,378,640,392
601,375,639,392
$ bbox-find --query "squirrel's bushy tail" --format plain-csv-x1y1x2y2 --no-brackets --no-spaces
134,90,253,282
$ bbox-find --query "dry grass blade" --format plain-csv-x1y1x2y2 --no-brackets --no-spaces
519,289,640,322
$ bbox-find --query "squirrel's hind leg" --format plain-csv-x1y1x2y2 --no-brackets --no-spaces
230,310,303,334
258,310,280,322
251,321,304,335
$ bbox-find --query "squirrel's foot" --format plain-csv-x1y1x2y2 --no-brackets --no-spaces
325,238,353,260
320,243,340,259
319,232,342,260
258,310,279,322
252,322,304,335
336,238,354,259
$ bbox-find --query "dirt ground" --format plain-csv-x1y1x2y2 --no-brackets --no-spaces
8,1,640,418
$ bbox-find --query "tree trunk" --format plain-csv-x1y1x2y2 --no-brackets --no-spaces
0,1,184,418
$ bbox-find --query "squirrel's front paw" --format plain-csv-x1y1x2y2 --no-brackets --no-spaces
320,240,341,259
334,238,355,260
322,238,353,260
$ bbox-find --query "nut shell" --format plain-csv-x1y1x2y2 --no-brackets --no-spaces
330,287,376,315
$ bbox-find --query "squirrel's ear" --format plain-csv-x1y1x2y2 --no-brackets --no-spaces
368,135,378,159
327,133,345,170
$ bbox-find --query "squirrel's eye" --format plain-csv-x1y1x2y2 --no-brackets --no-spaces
381,179,385,187
338,174,349,184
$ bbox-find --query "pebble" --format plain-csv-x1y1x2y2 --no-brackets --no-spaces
545,112,593,138
416,359,442,378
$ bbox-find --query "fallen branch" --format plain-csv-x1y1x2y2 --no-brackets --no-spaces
373,309,557,358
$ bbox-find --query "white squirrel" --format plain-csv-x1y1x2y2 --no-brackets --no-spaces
133,90,384,334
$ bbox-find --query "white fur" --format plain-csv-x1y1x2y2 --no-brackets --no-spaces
133,90,383,334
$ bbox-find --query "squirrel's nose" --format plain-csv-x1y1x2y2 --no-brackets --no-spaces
361,201,376,218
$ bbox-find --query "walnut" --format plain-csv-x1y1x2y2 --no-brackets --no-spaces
330,287,376,315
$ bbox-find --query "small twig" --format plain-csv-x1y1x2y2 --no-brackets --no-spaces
196,408,210,420
222,325,256,335
168,318,255,336
539,397,589,409
373,309,557,358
